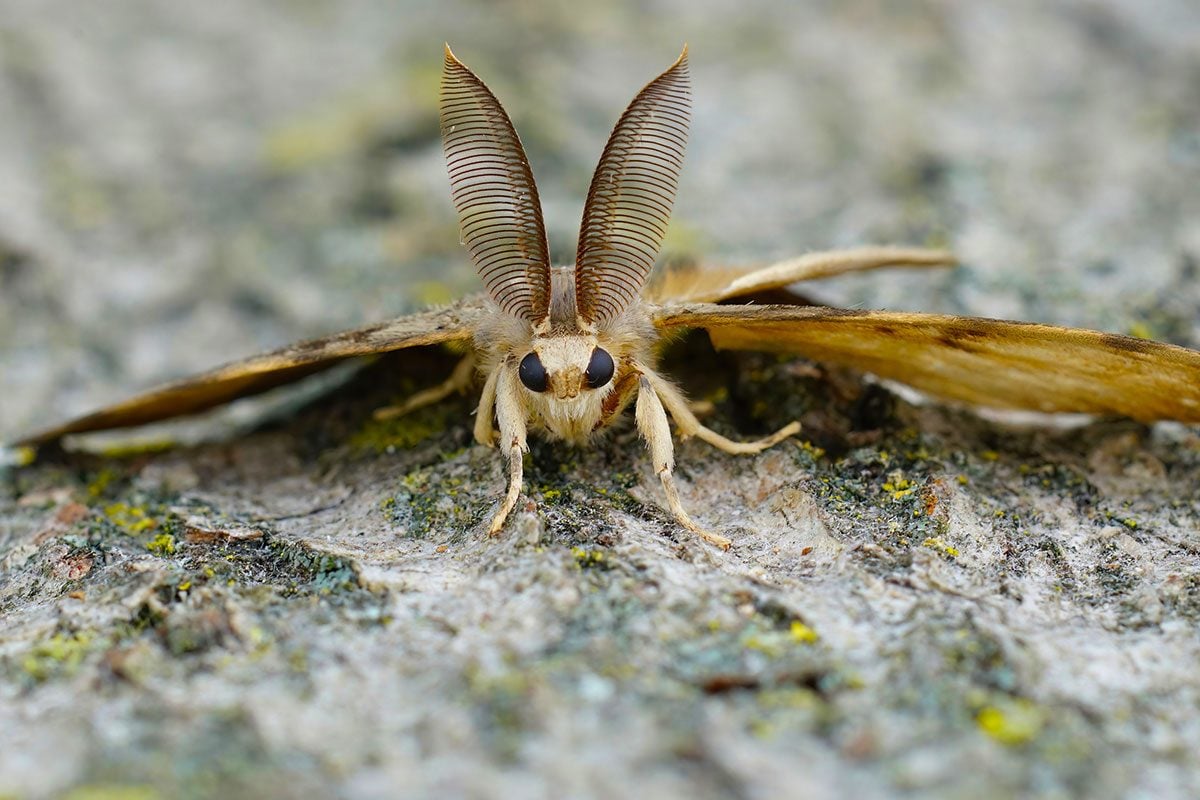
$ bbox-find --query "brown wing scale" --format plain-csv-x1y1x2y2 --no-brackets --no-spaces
15,303,484,446
655,303,1200,422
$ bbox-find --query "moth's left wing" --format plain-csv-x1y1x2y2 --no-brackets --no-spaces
15,302,485,446
655,303,1200,422
644,247,955,305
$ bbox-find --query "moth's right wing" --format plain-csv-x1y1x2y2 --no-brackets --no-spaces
644,247,956,305
14,301,485,446
655,303,1200,423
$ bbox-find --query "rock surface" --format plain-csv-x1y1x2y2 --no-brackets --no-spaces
2,2,1200,798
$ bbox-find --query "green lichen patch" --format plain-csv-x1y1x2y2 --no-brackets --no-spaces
801,433,952,568
1160,572,1200,620
383,464,489,541
79,494,185,565
347,401,460,454
20,632,97,683
464,664,539,763
669,605,839,699
518,438,652,543
266,539,360,595
71,705,327,799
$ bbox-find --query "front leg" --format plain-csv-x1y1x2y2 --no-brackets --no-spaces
473,366,500,447
489,362,529,535
635,376,732,551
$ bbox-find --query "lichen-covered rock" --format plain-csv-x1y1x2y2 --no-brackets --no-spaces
3,2,1200,798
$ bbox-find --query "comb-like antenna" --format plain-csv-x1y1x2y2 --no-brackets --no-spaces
575,46,691,326
441,45,551,325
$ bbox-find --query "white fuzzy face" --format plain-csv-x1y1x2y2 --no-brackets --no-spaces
515,335,620,440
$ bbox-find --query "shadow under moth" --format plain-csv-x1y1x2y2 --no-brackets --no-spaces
13,46,1200,549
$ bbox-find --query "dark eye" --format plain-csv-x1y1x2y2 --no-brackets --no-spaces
518,352,548,392
585,347,615,389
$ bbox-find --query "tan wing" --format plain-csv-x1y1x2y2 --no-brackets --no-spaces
655,303,1200,422
15,302,485,446
644,247,956,305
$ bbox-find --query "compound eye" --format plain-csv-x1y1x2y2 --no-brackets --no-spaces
585,347,615,389
518,352,548,392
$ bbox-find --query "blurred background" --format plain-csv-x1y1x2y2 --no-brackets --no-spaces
2,0,1198,439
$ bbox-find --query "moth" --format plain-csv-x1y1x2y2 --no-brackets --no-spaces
14,46,1200,549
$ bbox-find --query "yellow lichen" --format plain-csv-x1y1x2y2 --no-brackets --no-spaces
146,533,176,556
883,472,918,501
743,635,780,657
86,469,118,499
349,408,450,453
758,687,818,709
789,621,819,644
922,537,960,558
103,503,157,534
794,440,826,459
977,699,1044,745
572,547,605,568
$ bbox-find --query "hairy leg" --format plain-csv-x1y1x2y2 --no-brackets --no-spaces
473,366,500,447
373,354,476,421
638,367,800,454
489,364,528,535
635,376,732,550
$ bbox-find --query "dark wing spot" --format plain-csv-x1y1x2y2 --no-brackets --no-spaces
1100,332,1152,354
935,333,979,353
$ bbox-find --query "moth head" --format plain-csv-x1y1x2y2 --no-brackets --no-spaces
517,336,617,401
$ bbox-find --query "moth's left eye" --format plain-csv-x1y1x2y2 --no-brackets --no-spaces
585,347,615,389
519,352,548,392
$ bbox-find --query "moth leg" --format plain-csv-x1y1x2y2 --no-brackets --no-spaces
635,376,732,551
639,367,800,455
489,365,529,535
473,366,500,447
373,354,476,421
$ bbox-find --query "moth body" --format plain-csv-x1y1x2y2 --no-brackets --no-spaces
436,45,801,547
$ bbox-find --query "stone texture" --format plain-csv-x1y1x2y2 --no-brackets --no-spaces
2,1,1200,798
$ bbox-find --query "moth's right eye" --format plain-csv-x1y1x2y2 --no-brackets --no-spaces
518,352,548,392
